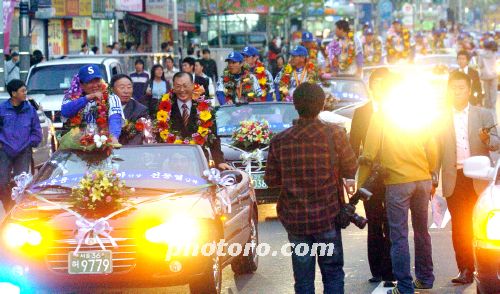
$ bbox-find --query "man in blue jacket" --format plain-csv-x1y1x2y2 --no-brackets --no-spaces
0,79,42,209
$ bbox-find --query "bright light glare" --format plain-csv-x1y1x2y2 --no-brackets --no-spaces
3,223,42,248
382,70,444,132
486,211,500,241
145,215,199,245
0,283,20,294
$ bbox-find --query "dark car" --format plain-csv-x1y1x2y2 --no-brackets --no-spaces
0,145,258,293
216,102,299,202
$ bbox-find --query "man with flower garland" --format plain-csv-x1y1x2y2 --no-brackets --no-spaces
386,19,415,64
241,46,275,102
159,72,230,170
274,45,319,102
326,19,364,77
415,32,431,56
216,52,262,105
61,65,123,143
361,28,384,66
301,31,327,71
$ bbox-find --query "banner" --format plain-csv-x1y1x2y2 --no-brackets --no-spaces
72,17,92,30
115,0,142,12
3,0,16,54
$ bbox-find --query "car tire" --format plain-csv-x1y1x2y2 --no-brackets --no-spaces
230,209,259,275
189,250,222,294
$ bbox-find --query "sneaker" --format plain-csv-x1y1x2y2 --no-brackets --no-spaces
386,288,401,294
413,279,433,289
383,281,396,288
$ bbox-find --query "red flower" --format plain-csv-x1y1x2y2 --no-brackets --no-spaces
194,135,205,145
198,101,209,111
157,121,168,130
201,120,213,128
244,84,252,90
166,134,176,143
307,62,315,71
96,117,107,127
282,75,290,84
70,116,82,126
135,121,145,132
159,100,172,112
223,76,230,83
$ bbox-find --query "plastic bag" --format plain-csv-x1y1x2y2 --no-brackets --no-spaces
430,194,451,229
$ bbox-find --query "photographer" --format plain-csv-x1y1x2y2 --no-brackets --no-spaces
435,71,499,284
358,76,438,294
350,68,394,286
265,82,357,293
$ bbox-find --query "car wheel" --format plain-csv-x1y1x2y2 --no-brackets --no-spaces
231,209,259,275
189,251,221,294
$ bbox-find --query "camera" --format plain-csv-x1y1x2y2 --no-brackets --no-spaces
337,157,388,230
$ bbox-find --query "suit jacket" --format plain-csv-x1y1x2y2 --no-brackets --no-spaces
349,101,374,157
120,99,149,145
170,96,225,165
194,75,210,97
437,105,500,197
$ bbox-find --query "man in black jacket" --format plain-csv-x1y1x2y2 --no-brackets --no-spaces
350,68,394,286
170,72,230,169
456,50,483,106
201,49,218,83
181,57,209,97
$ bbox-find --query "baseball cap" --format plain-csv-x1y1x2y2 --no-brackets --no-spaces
302,31,314,42
10,52,19,57
241,46,259,57
392,18,402,24
225,51,244,63
78,64,103,84
290,45,308,57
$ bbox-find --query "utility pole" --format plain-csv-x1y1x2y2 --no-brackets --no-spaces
200,0,209,48
0,1,5,91
19,0,30,81
173,0,180,65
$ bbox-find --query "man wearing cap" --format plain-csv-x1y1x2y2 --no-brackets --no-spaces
4,52,20,84
241,46,275,102
61,64,124,141
432,29,448,54
415,32,431,55
386,19,415,64
301,31,327,71
361,28,384,66
216,52,262,105
326,20,364,76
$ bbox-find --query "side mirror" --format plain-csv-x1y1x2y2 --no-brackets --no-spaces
463,156,495,181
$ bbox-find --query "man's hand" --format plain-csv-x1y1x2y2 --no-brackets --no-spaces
344,179,356,196
356,68,363,78
110,136,119,145
479,128,491,145
86,92,102,101
218,163,232,170
225,100,234,105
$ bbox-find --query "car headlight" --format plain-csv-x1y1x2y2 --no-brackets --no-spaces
2,223,42,248
486,211,500,241
145,215,199,245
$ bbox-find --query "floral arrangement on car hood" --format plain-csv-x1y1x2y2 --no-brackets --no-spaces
232,120,273,151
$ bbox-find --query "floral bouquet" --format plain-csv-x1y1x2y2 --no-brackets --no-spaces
59,128,121,155
232,120,273,151
71,170,130,218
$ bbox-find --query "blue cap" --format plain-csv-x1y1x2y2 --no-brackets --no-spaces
78,64,103,84
225,51,244,63
415,31,423,38
364,28,374,35
302,31,314,42
392,18,402,24
290,45,308,57
241,46,259,57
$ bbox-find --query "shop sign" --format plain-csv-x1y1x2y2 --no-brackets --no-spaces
115,0,143,12
73,17,92,30
92,0,115,19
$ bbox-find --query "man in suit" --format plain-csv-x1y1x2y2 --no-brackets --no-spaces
110,74,149,145
456,50,483,106
181,57,209,97
170,72,230,170
435,71,499,284
350,68,394,286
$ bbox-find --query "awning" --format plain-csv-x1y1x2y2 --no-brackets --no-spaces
128,12,196,32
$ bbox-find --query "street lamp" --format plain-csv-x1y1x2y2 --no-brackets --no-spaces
19,0,30,81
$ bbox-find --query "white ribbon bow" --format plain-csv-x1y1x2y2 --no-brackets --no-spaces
11,172,33,203
240,149,264,175
74,218,118,256
203,168,237,214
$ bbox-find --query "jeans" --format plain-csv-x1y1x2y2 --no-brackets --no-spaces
386,180,434,294
287,227,344,294
0,147,32,208
482,78,498,112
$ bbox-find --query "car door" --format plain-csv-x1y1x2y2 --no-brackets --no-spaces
223,172,253,247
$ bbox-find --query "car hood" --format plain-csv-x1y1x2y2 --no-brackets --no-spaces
29,94,65,112
6,193,216,231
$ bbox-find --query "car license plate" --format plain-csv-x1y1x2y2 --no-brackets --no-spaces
251,173,268,189
68,250,113,274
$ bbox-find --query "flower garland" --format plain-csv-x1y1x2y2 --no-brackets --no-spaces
432,34,446,53
155,91,215,145
253,61,269,101
121,118,147,141
328,31,356,72
222,65,255,103
363,38,383,66
278,62,318,101
386,28,411,61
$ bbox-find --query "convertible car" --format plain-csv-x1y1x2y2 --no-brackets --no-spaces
0,145,258,293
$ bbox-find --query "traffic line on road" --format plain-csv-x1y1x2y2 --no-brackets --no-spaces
371,282,393,294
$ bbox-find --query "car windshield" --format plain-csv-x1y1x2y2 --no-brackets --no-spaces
415,55,457,66
216,103,298,136
27,64,107,95
326,79,369,102
30,146,207,194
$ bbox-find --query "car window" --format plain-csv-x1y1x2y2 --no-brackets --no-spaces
328,80,369,102
32,146,207,193
233,35,247,45
249,34,265,44
27,64,108,95
111,64,119,76
216,104,298,136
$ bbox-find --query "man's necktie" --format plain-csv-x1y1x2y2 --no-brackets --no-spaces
182,103,189,127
